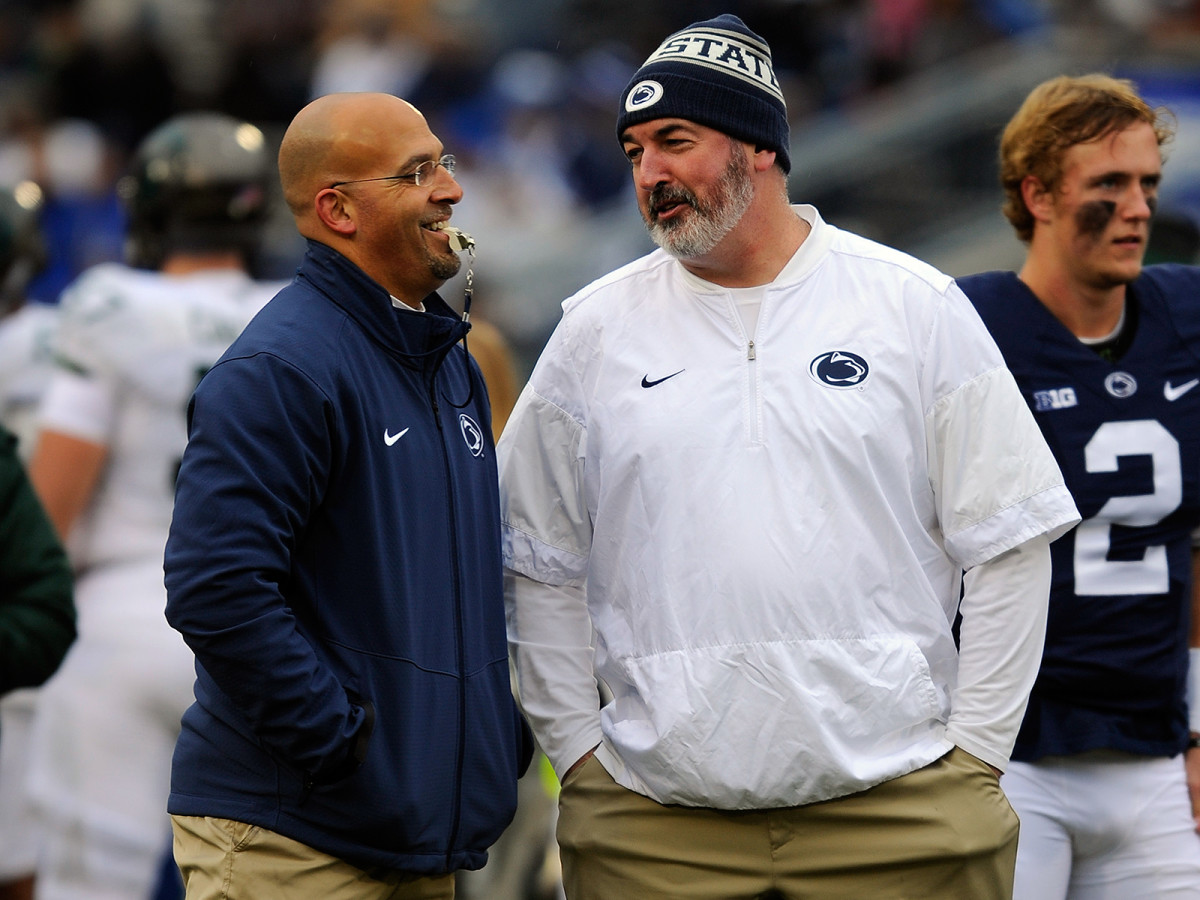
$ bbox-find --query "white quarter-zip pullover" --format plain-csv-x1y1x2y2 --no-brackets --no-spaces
500,206,1078,809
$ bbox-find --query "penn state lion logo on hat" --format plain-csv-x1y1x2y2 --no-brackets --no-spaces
626,80,665,114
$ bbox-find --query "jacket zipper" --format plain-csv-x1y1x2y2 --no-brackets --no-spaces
747,339,762,444
430,375,468,870
727,291,763,444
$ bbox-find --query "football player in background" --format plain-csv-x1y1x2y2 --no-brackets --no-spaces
959,74,1200,898
23,111,286,900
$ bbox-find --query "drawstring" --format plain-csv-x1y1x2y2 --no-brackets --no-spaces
443,228,476,409
449,227,475,325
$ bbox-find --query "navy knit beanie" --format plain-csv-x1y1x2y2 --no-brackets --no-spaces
616,14,791,173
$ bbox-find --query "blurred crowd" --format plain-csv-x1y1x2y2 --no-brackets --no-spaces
0,0,1196,371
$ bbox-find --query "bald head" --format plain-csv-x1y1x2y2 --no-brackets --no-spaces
276,91,465,305
278,93,428,235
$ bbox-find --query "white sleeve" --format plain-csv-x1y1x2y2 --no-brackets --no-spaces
924,288,1079,567
37,368,116,445
499,383,592,587
947,532,1051,770
505,571,604,779
37,265,134,444
498,322,604,777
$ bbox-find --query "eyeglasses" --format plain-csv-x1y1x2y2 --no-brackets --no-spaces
330,154,457,189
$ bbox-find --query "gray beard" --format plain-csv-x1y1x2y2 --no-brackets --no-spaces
647,150,754,259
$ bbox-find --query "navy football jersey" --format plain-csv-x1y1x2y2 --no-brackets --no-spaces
960,266,1200,761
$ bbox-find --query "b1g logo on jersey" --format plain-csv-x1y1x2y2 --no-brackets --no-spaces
459,414,485,458
1033,387,1078,412
809,350,869,390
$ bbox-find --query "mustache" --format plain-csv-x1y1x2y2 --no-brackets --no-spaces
648,185,698,218
421,203,456,227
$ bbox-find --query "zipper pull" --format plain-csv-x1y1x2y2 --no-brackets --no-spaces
747,340,757,361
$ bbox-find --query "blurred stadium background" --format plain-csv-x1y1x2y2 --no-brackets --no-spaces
1,0,1199,375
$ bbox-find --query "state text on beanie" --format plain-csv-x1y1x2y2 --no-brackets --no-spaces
616,14,791,173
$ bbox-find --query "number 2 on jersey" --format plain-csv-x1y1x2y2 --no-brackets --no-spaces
1073,419,1180,596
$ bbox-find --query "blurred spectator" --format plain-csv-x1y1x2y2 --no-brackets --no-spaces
29,120,125,304
212,0,319,125
38,0,177,154
310,0,436,98
0,111,127,306
560,45,643,210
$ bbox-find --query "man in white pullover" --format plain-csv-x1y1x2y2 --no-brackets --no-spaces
498,13,1080,899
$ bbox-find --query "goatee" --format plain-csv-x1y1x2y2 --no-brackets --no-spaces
646,148,753,258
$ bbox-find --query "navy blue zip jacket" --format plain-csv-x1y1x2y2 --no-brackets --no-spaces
164,240,532,874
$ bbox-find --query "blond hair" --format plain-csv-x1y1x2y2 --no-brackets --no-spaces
999,74,1174,242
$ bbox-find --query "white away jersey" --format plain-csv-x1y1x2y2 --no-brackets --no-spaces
40,262,283,570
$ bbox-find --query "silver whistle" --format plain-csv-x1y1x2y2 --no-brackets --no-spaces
445,226,475,253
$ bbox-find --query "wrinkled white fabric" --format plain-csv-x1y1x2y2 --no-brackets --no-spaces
501,206,1078,809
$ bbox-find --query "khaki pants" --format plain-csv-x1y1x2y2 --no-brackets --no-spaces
170,815,455,900
557,747,1019,900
